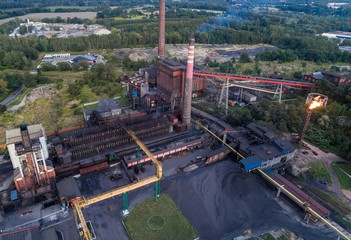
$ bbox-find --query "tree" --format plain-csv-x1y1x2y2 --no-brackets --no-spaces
204,57,211,67
239,52,251,63
57,62,72,71
68,81,83,98
0,104,6,114
2,51,29,70
18,25,27,35
39,63,57,71
0,79,9,95
293,71,303,79
28,25,34,33
79,85,97,103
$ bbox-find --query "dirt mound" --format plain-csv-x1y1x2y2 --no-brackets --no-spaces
27,85,57,103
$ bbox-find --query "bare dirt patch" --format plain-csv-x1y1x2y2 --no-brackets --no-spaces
115,44,276,64
342,189,351,201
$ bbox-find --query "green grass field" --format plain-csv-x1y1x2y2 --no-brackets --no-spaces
123,194,199,240
44,6,97,11
333,162,351,190
308,162,332,184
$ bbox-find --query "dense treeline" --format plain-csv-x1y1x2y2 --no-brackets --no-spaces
0,19,22,34
0,3,351,67
173,2,227,11
68,63,120,99
223,80,351,160
0,8,51,20
40,17,93,25
0,71,49,98
278,4,351,17
0,0,151,9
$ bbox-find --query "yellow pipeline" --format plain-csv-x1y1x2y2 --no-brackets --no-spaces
196,120,245,159
73,203,91,240
197,120,349,240
258,169,350,240
73,126,163,240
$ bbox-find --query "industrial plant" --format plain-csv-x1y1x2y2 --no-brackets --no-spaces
0,1,350,240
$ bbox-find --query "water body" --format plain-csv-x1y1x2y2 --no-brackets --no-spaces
161,160,337,240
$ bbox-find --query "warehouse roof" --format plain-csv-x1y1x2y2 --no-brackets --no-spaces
272,138,294,154
240,155,262,171
6,124,45,145
72,55,96,63
84,98,120,116
99,98,120,111
246,123,276,141
158,58,185,70
57,177,81,201
248,143,281,161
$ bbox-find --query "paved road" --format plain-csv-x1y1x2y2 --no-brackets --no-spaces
0,85,24,106
41,217,80,240
80,160,338,240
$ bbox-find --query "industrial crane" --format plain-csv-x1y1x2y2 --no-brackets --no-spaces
72,123,163,240
196,120,350,240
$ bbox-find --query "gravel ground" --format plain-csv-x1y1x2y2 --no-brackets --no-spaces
162,160,337,240
54,159,340,240
294,140,351,205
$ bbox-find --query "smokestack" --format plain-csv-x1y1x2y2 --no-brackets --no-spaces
158,0,165,59
182,38,195,128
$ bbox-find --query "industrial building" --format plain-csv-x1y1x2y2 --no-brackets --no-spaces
83,98,122,121
0,0,341,239
6,124,56,196
235,123,296,171
303,70,351,86
125,58,206,113
156,58,206,112
37,53,106,70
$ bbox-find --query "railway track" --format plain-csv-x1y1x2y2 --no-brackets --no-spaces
299,182,351,215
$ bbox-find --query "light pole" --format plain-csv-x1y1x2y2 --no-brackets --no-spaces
299,93,328,146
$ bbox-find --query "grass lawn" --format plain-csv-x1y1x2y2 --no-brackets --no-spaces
41,71,86,83
332,162,351,190
114,16,145,21
262,233,276,240
123,194,199,240
44,6,97,11
308,162,332,184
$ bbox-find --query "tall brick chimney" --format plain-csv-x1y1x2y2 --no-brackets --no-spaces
158,0,166,59
182,38,195,128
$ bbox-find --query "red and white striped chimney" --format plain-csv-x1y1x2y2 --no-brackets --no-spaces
158,0,166,59
182,38,195,128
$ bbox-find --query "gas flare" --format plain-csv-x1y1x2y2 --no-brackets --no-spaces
308,96,323,110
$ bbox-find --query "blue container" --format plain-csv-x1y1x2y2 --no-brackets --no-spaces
132,90,137,97
10,190,18,201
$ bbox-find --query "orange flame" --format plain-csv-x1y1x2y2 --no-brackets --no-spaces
309,97,323,110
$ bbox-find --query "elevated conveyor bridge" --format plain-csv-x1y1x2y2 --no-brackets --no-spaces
196,120,350,240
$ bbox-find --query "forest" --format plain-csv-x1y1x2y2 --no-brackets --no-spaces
0,1,350,160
